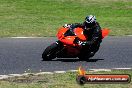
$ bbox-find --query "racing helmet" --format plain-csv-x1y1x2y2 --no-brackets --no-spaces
84,15,96,28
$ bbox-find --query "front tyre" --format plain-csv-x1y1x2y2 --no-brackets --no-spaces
42,43,59,61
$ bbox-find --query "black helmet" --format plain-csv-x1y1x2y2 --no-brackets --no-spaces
84,15,96,28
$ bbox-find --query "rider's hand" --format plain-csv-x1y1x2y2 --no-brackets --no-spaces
78,41,83,45
79,41,87,46
74,38,86,46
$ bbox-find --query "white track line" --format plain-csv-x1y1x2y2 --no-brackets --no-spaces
89,69,111,72
54,71,66,73
112,68,132,70
0,68,131,80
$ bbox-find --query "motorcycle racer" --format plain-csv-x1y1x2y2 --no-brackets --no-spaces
63,15,102,58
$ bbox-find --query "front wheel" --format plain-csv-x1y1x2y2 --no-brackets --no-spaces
42,43,59,61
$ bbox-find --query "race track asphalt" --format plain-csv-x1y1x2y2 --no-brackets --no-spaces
0,37,132,75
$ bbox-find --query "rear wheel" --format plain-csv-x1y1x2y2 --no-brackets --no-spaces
42,43,59,61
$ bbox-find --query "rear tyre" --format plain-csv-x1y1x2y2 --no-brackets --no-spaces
42,43,59,61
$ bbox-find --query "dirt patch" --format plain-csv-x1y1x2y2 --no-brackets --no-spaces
1,74,52,84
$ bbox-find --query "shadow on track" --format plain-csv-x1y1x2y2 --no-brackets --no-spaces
43,58,104,62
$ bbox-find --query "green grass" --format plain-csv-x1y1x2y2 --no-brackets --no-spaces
0,70,132,88
0,0,132,37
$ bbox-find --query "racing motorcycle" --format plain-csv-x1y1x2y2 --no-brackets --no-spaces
42,27,109,61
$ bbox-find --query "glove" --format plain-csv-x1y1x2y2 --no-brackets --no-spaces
76,40,86,46
74,38,87,46
79,41,87,46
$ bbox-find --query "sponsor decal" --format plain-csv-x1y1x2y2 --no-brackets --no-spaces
76,66,131,85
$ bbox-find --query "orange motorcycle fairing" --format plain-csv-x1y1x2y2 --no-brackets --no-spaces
101,28,110,39
74,27,87,41
57,27,77,46
57,27,110,45
60,36,76,45
57,27,69,40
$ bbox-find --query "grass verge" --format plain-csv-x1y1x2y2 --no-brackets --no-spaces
0,70,132,88
0,0,131,37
